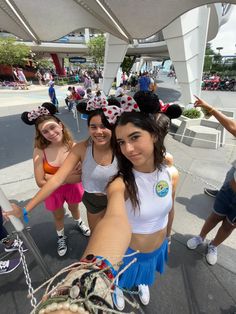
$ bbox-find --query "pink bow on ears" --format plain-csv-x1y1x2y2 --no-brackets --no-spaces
28,106,50,122
102,95,140,125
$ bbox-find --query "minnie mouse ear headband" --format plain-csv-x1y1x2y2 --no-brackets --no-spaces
21,102,57,125
159,100,182,119
103,95,140,124
76,91,108,115
133,91,161,114
77,93,140,125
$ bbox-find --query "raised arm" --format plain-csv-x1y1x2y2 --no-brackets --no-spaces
5,143,83,218
194,95,236,136
83,177,131,266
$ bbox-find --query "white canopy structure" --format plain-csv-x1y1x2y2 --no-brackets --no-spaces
0,0,235,103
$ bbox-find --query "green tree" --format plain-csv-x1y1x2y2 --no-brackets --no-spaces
203,43,216,72
87,35,105,66
32,52,54,69
121,56,136,74
0,38,30,68
205,43,215,56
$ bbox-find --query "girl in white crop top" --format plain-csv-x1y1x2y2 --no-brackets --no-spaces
109,109,179,310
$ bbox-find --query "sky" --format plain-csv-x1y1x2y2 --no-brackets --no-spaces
209,5,236,56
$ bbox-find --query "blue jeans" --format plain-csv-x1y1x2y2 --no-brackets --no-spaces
213,167,236,225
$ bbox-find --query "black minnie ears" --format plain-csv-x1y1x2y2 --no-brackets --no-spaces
161,104,182,119
133,91,161,114
21,102,57,125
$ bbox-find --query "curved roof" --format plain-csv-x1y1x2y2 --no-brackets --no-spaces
0,0,235,43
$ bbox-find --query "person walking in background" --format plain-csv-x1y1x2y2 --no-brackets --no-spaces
21,103,90,257
93,70,100,90
35,69,43,86
48,81,60,114
138,72,151,92
65,86,73,110
187,96,236,265
17,68,28,90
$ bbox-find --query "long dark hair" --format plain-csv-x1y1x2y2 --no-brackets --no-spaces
113,111,166,210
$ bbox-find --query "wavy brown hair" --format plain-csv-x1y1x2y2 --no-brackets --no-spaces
112,111,166,212
34,115,74,150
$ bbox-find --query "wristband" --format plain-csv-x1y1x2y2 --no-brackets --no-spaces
207,107,215,114
22,207,29,223
167,236,171,245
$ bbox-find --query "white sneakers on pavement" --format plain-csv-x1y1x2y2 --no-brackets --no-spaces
57,236,67,257
138,284,150,305
113,286,125,311
187,236,204,250
113,284,150,310
187,236,218,265
206,243,218,265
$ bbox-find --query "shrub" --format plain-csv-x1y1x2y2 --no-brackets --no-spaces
182,108,201,119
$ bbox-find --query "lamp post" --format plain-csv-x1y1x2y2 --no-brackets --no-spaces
216,47,223,54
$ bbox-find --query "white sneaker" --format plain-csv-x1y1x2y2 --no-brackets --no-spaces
138,285,150,305
187,236,204,250
77,220,91,236
57,236,67,257
113,286,125,311
206,243,217,265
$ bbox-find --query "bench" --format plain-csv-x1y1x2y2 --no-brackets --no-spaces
173,116,225,149
182,125,221,149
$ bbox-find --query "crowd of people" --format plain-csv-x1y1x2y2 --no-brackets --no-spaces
1,77,235,313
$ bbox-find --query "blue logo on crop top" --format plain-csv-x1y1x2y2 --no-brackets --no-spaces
155,180,169,197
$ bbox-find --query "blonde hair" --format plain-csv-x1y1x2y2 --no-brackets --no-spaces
34,115,73,150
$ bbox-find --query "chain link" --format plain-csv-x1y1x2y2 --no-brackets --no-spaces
16,234,37,309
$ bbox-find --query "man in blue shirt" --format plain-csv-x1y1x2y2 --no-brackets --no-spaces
48,81,60,113
138,72,151,92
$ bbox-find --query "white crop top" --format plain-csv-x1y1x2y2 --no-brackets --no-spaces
82,141,118,194
125,166,173,234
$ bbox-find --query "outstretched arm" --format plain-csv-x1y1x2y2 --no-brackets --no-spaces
194,95,236,136
4,143,83,218
83,177,131,266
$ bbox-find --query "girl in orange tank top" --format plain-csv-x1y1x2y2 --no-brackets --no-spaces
21,103,90,257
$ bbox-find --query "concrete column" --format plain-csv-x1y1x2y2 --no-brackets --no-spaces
163,6,210,105
102,34,129,95
84,28,90,44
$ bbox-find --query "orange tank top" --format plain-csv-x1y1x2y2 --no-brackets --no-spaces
43,150,60,175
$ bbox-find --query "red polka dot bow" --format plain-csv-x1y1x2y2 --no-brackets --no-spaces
102,95,140,124
27,106,50,121
86,94,108,111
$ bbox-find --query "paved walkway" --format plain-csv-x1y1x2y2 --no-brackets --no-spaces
0,75,236,314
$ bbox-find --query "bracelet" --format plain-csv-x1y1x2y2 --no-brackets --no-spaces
167,236,171,245
80,254,117,280
207,107,215,114
22,207,29,223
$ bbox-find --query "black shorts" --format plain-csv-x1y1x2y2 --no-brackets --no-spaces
82,191,107,214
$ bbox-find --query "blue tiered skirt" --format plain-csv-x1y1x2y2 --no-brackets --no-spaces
118,239,168,289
